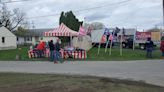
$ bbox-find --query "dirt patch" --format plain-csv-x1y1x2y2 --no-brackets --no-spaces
0,73,164,92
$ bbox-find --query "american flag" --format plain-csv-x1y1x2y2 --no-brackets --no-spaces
100,28,109,43
100,35,106,43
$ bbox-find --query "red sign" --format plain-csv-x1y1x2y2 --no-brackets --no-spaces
135,32,151,40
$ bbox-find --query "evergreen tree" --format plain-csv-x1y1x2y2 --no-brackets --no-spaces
59,11,83,31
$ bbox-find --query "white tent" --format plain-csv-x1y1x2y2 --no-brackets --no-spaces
72,35,92,51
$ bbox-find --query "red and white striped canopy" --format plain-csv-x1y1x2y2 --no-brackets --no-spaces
44,23,79,36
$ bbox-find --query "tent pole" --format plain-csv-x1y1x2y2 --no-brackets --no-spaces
70,35,72,46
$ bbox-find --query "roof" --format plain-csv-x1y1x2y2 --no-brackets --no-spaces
14,28,53,37
44,23,79,36
0,26,16,37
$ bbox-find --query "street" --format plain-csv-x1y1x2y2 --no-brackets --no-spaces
0,60,164,86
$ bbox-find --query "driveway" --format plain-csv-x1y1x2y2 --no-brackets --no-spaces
0,60,164,86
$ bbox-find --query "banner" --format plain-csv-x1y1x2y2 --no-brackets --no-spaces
135,32,151,41
151,32,161,41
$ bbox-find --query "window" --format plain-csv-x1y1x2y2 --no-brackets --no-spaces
2,37,5,43
40,37,43,40
27,37,30,41
26,37,32,41
17,37,19,41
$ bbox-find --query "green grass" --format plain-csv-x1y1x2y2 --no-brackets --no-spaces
0,46,47,61
0,73,163,92
0,46,162,61
0,46,29,61
87,47,161,61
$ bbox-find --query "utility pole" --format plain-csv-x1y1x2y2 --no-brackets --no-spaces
32,21,35,29
163,0,164,28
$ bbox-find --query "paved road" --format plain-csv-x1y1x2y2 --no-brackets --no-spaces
0,60,164,86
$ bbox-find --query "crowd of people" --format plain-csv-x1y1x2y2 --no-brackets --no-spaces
29,39,63,63
29,38,85,63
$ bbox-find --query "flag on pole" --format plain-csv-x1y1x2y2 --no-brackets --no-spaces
100,35,106,43
120,28,123,56
100,28,109,43
98,28,108,55
104,28,110,53
78,26,87,36
109,29,115,55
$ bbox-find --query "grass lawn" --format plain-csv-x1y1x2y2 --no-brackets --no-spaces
0,73,163,92
87,47,161,61
0,46,48,61
0,46,162,61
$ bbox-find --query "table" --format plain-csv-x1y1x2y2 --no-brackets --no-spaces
28,49,87,59
60,50,87,59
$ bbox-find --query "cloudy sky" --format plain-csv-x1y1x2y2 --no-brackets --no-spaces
3,0,163,29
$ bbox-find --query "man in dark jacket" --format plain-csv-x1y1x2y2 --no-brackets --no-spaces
145,37,154,58
54,39,62,63
48,40,54,61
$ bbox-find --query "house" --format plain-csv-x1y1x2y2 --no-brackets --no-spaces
0,26,17,50
14,28,58,45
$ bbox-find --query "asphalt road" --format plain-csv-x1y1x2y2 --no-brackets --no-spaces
0,60,164,86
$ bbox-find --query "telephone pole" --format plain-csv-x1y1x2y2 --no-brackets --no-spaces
163,0,164,27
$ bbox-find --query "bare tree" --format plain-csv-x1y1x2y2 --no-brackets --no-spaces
0,4,25,31
83,22,105,30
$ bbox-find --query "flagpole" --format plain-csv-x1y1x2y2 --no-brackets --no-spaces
109,30,114,56
105,36,110,53
97,42,101,55
120,29,123,56
133,26,137,50
109,37,113,56
105,28,110,53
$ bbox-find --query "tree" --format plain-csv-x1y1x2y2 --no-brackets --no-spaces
13,26,28,37
0,4,25,31
83,22,105,30
59,11,83,31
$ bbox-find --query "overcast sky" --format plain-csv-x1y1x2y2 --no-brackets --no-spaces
3,0,163,29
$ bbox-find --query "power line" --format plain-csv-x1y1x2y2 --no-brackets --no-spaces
1,0,33,3
27,0,133,19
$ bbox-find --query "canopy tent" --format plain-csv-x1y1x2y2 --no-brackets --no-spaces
44,23,79,37
73,26,92,50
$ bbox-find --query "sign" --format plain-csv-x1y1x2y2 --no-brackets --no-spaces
135,32,151,41
151,32,161,41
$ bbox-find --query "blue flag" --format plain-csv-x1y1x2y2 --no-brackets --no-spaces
104,28,109,35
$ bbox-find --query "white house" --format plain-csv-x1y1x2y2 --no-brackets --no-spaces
0,26,17,50
15,28,58,45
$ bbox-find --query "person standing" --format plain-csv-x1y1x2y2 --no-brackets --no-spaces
54,39,62,63
145,37,154,58
48,40,55,61
160,37,164,59
37,41,45,58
